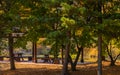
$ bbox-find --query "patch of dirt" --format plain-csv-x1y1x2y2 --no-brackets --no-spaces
1,61,120,75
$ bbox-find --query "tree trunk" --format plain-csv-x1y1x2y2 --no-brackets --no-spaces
34,42,37,63
101,56,106,61
32,42,37,63
69,47,83,71
61,31,70,75
32,42,34,62
61,43,70,75
107,49,116,66
53,39,59,64
109,55,116,66
68,54,75,71
109,55,115,66
61,45,64,64
98,35,102,75
80,48,84,63
9,34,16,70
98,0,102,75
110,60,115,66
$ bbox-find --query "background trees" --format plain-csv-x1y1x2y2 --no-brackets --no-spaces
0,0,120,75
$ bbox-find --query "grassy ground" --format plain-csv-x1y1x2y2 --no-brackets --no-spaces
1,61,120,75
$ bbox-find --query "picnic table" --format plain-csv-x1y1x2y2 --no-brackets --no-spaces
14,53,24,61
4,53,32,62
41,55,54,63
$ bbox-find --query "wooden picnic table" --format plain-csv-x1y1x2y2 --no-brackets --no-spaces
5,56,32,62
14,53,24,61
40,55,54,63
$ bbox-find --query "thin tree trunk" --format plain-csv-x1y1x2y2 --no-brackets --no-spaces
80,48,84,63
68,54,74,71
34,42,37,63
61,45,64,64
61,31,70,75
32,42,34,62
32,42,37,63
74,35,83,64
98,35,102,75
69,35,83,71
74,46,82,65
109,54,116,66
9,34,16,70
110,58,115,66
61,42,70,75
69,47,83,71
98,0,102,75
102,56,106,61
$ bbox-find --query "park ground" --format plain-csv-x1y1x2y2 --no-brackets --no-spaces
1,61,120,75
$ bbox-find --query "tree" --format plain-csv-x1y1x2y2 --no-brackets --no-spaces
97,0,102,75
0,0,33,70
60,0,95,72
103,39,120,66
0,0,19,70
102,0,120,66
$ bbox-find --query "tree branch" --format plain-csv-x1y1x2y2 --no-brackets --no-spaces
114,53,120,61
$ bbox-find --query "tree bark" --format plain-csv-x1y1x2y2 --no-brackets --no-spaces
32,42,37,63
61,45,64,64
109,54,116,66
97,0,102,75
80,48,84,63
68,54,74,71
61,31,70,75
69,47,83,71
61,42,70,75
98,35,102,75
32,42,34,62
9,34,16,70
110,59,115,66
101,56,106,61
